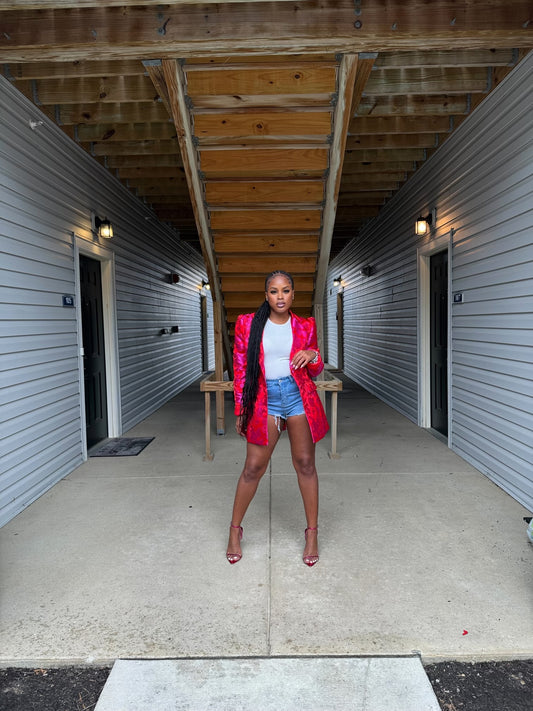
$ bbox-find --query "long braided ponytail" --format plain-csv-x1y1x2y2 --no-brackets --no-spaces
239,270,294,435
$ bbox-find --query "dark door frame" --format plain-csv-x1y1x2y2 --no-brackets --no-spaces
417,232,451,443
80,254,108,448
336,290,344,370
200,293,209,372
75,236,120,457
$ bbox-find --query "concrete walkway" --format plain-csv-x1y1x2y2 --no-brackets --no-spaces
1,375,532,671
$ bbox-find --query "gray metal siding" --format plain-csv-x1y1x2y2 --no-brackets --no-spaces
0,76,211,526
327,52,533,511
327,229,419,421
324,285,337,367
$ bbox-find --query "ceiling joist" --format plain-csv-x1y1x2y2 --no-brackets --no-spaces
0,1,531,61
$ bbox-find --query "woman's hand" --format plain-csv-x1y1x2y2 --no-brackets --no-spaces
236,415,245,436
291,349,318,370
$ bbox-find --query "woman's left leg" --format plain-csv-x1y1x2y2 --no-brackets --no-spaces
286,415,319,561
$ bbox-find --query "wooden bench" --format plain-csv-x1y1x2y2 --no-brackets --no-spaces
200,371,342,460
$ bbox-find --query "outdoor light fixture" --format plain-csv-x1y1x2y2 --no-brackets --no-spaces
94,216,114,239
415,208,436,236
169,272,180,284
333,276,342,287
201,279,211,291
359,265,374,277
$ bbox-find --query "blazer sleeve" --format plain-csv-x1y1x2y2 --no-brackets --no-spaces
305,317,324,378
233,314,248,415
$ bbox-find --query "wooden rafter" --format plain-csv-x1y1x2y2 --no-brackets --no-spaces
314,53,359,307
0,2,531,62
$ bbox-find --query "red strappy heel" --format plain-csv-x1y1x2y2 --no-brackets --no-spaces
303,526,319,567
227,523,243,564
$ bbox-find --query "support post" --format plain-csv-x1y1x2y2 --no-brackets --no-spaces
203,391,214,461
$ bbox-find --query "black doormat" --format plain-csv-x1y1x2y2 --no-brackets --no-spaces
90,437,154,457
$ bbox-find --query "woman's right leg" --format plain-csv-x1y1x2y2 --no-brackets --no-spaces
227,416,281,560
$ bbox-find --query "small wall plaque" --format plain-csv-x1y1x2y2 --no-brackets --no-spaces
62,295,75,307
453,293,463,303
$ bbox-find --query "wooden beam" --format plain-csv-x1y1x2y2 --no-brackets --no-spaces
350,56,376,117
337,193,390,206
1,0,302,8
222,275,315,292
91,139,179,155
340,161,415,173
186,93,335,110
314,53,359,306
200,147,329,178
50,102,171,125
143,60,173,117
356,94,472,116
349,116,451,135
160,58,232,405
346,134,438,150
210,209,321,232
340,177,402,191
194,111,331,140
146,207,195,220
3,59,145,79
205,179,324,205
214,233,319,253
107,154,183,168
341,170,406,182
365,67,490,95
186,66,336,97
13,75,158,104
76,122,175,142
117,167,187,179
374,48,519,69
335,205,380,220
344,147,427,162
218,255,317,273
1,2,530,62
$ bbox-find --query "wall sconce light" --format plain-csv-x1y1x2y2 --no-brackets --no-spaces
201,279,211,291
359,265,374,277
415,208,436,236
168,272,180,284
94,216,114,239
333,276,342,287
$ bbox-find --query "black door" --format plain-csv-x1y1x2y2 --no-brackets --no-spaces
80,255,108,448
430,250,448,436
336,292,344,370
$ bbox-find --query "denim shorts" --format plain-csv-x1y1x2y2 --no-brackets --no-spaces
266,375,305,419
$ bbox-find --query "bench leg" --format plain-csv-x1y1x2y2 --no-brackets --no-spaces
203,391,214,461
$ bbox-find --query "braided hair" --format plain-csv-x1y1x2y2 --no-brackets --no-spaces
239,270,294,435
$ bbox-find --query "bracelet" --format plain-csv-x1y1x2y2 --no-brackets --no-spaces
310,350,319,364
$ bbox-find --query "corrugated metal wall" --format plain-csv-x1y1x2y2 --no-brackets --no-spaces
0,76,212,526
327,53,533,511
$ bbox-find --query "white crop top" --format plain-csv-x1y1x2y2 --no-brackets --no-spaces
262,318,293,379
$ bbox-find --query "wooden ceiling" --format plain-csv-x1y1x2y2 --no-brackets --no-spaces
1,1,531,336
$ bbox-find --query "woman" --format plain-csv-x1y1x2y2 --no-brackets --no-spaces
227,270,329,566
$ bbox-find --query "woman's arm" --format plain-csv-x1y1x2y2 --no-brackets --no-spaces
233,315,248,415
305,317,324,377
290,317,324,376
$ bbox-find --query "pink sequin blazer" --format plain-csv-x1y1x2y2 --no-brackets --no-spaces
233,311,329,446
